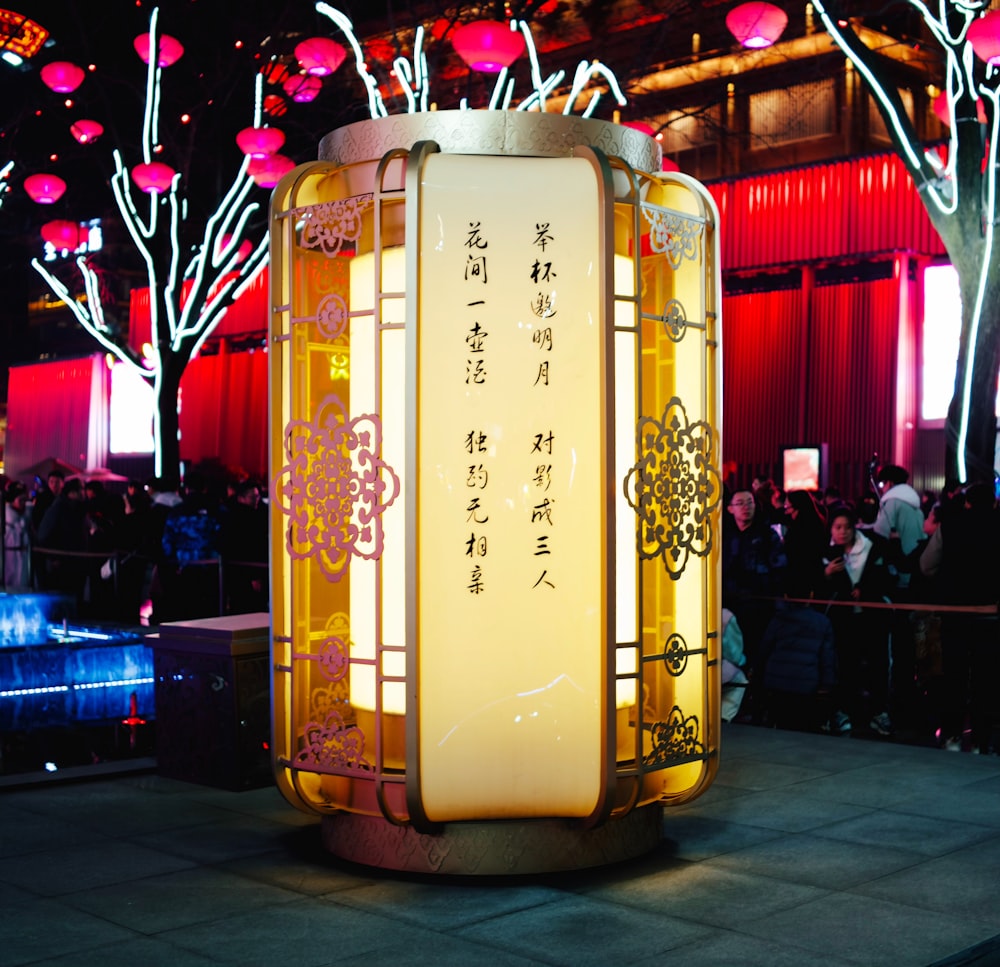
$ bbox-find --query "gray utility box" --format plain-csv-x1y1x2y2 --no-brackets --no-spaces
147,613,272,791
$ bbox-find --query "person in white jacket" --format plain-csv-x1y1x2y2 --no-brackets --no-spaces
872,464,926,592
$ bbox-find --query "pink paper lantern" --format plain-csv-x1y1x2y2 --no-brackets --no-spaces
131,161,177,194
661,157,681,172
40,61,85,93
40,219,81,250
622,121,657,138
70,119,104,144
933,90,988,126
968,11,1000,64
216,233,253,262
294,37,347,76
248,153,296,188
23,173,67,204
235,126,285,158
282,73,322,103
451,20,526,72
133,32,184,68
726,2,788,49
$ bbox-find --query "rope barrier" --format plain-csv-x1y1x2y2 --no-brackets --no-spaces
772,596,998,615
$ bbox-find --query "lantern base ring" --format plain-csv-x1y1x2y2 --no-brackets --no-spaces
320,804,663,875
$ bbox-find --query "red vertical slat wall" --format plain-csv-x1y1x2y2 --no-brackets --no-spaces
721,287,804,482
708,151,947,270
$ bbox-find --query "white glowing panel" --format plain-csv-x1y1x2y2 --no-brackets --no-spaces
109,363,155,454
922,263,1000,422
415,154,607,821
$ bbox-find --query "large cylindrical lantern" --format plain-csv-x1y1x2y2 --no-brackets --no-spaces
268,112,722,874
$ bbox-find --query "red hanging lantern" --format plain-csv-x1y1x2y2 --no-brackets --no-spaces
263,93,288,117
451,20,526,72
622,121,657,138
40,61,85,93
70,119,104,144
282,73,322,103
133,32,184,67
725,2,788,48
260,60,290,86
131,161,176,194
235,126,285,158
294,37,347,76
248,153,295,188
40,219,81,250
661,157,681,172
934,90,988,126
23,173,67,204
216,233,253,263
968,11,1000,64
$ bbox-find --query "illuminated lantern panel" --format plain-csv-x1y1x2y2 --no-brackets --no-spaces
726,1,788,48
269,112,721,874
451,20,526,72
236,126,285,158
131,161,176,194
40,60,85,93
294,37,346,76
70,119,104,144
24,173,66,204
0,9,49,62
133,32,184,67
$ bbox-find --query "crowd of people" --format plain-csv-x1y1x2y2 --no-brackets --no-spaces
722,465,1000,756
2,468,269,625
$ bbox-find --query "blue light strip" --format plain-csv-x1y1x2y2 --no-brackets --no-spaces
1,677,154,699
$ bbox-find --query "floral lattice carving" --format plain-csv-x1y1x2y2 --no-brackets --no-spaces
644,706,705,768
295,709,372,773
624,396,720,579
273,394,400,583
316,293,349,340
662,633,689,677
297,195,373,257
642,206,702,270
662,298,688,342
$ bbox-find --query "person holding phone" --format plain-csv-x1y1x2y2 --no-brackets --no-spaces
822,505,893,737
